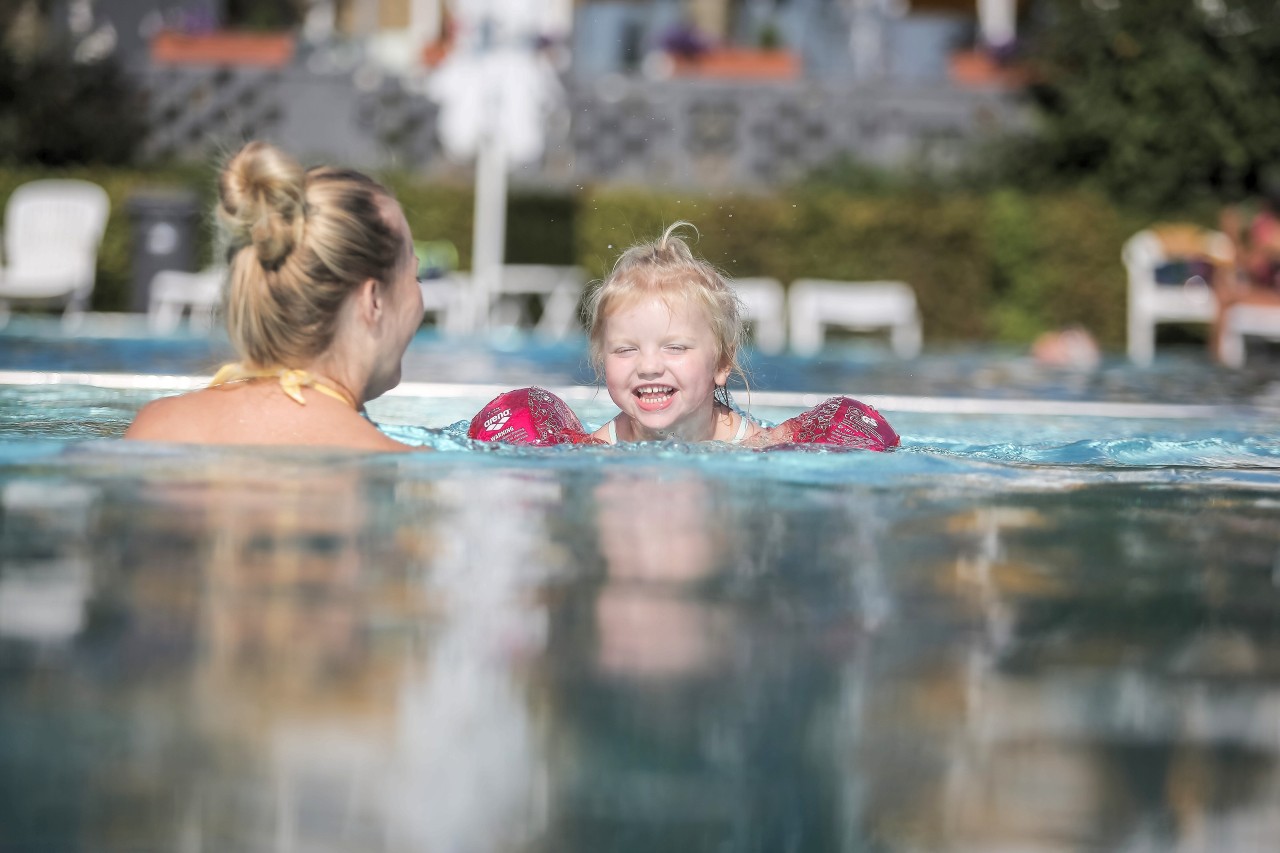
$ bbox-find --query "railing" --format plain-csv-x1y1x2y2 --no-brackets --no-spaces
137,66,1027,189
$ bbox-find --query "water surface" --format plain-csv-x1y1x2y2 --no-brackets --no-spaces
2,323,1279,851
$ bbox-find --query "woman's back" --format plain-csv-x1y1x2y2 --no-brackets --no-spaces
125,381,408,451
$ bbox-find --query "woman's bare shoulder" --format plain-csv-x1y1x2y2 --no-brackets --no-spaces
344,417,420,452
123,391,207,441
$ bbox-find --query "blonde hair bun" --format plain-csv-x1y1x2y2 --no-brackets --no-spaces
218,141,307,270
217,141,403,369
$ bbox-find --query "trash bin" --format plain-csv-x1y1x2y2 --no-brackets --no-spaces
126,189,201,314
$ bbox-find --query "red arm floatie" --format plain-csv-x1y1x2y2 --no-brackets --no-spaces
468,387,604,446
763,397,899,451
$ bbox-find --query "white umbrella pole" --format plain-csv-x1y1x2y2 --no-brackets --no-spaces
470,85,508,334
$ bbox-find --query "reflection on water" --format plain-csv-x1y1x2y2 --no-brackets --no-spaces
2,450,1280,851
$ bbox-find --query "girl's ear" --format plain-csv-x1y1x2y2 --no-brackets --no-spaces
715,351,733,387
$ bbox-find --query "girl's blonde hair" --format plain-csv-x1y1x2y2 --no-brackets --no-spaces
585,222,746,393
217,141,404,369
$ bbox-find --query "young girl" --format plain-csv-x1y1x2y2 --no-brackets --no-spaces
585,222,763,445
467,225,899,451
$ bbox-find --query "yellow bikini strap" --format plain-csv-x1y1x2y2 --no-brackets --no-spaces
209,363,356,409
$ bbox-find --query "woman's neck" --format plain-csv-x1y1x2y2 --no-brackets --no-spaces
302,355,363,410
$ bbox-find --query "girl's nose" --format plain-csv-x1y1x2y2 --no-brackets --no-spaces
637,349,663,376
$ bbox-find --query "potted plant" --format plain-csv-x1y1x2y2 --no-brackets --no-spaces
665,20,800,81
149,5,296,68
949,40,1030,89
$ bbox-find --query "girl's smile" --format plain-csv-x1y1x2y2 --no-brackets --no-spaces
634,384,676,411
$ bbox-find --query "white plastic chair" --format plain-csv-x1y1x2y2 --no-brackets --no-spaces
148,267,224,333
787,279,922,357
1219,304,1280,368
491,264,585,339
0,179,111,322
1123,227,1232,364
731,277,786,353
420,273,469,334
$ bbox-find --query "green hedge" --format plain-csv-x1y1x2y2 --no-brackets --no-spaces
383,177,578,269
979,188,1152,347
575,185,1153,346
0,165,1208,349
0,164,578,313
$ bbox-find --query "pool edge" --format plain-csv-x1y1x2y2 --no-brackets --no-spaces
0,369,1248,420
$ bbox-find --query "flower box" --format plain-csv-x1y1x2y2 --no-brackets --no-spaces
948,50,1030,89
671,49,801,81
151,30,296,68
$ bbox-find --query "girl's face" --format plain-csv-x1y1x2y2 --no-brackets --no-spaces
601,295,730,441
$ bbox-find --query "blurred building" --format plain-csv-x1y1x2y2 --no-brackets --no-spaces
572,0,1021,84
72,0,1027,186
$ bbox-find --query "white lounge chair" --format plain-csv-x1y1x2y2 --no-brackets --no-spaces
485,264,585,339
148,267,225,333
1123,227,1233,364
731,277,786,354
420,273,469,334
1218,304,1280,368
0,179,111,324
787,279,922,357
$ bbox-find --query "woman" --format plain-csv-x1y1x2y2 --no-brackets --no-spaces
126,141,424,451
1215,182,1280,362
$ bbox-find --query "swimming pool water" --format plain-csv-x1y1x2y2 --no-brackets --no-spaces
2,321,1280,852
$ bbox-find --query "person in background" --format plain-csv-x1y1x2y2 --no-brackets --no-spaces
126,141,424,451
1222,181,1280,293
1031,325,1100,370
1216,180,1280,362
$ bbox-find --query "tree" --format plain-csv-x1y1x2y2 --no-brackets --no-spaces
223,0,306,31
1014,0,1280,208
0,3,147,166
